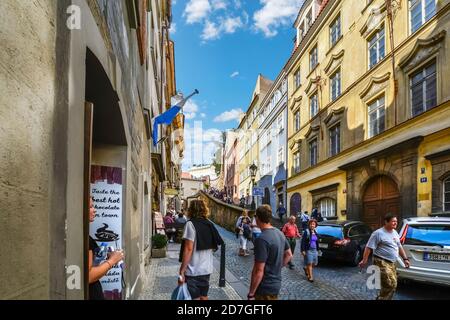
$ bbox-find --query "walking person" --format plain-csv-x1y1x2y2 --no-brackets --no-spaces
276,202,287,222
248,205,292,300
301,219,319,282
236,211,251,256
300,211,310,231
311,208,324,222
178,199,224,300
359,213,410,300
282,215,301,269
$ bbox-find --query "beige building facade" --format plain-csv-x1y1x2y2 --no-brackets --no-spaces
0,0,180,300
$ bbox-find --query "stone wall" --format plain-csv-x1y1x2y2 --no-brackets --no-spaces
198,191,248,232
0,0,57,299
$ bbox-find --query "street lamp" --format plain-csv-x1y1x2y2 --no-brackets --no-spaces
249,163,258,210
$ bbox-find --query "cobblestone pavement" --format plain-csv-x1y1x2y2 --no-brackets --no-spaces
139,243,242,300
215,219,450,300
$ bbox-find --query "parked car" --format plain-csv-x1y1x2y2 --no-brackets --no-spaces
316,220,372,266
397,217,450,286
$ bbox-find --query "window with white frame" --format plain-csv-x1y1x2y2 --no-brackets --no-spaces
410,61,437,117
368,27,385,69
444,176,450,212
309,139,318,166
329,124,340,157
310,93,319,118
330,15,341,47
410,0,437,33
368,96,386,138
310,46,318,71
293,151,301,173
318,198,336,217
277,114,284,132
278,147,284,166
294,68,301,89
330,69,341,101
282,78,288,94
306,9,313,28
294,111,301,132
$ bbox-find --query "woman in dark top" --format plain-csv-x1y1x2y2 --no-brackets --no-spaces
301,219,319,282
88,197,124,300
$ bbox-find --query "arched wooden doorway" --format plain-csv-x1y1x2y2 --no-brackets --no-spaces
290,193,301,216
363,175,400,230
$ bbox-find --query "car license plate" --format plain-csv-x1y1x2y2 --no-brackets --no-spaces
319,243,328,249
423,253,450,263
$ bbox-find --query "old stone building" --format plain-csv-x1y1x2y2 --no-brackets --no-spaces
0,0,180,299
286,0,450,229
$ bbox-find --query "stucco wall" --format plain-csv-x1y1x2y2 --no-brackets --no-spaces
199,192,246,233
0,0,57,299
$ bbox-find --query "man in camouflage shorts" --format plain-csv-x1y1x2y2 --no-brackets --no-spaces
359,213,410,300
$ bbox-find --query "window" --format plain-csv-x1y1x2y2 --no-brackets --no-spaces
330,15,341,47
444,177,450,212
294,111,301,132
318,198,336,217
293,151,301,173
306,9,313,28
330,69,341,101
329,124,340,157
368,27,385,68
278,147,284,165
294,68,301,89
368,96,386,138
410,0,437,33
310,46,318,71
278,114,284,132
309,139,318,166
410,61,437,117
310,93,319,118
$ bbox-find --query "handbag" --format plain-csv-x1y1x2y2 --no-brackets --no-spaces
171,283,192,300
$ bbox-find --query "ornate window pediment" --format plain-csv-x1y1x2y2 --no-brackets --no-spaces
360,3,387,38
289,138,302,151
289,95,302,112
399,30,446,73
359,72,391,101
305,125,320,140
305,76,321,95
324,50,345,76
324,106,346,126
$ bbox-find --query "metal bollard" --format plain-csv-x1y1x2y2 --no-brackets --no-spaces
219,243,226,287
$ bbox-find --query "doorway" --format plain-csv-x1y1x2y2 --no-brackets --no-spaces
362,175,400,230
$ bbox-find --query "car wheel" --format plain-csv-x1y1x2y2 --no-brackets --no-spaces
350,248,362,267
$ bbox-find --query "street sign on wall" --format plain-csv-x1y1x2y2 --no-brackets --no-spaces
252,187,263,197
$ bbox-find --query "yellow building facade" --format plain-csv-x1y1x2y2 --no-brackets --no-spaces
237,75,273,201
286,0,450,229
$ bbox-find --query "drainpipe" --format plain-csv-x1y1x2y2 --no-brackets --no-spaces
386,0,399,126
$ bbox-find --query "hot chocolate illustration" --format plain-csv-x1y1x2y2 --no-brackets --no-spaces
95,223,119,242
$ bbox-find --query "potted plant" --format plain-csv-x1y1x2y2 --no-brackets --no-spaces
151,234,168,258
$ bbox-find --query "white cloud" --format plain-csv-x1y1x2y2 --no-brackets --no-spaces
253,0,304,37
169,22,177,34
212,0,227,10
201,20,221,40
223,16,243,33
230,71,239,78
214,108,244,123
183,99,199,120
200,113,207,118
184,0,212,24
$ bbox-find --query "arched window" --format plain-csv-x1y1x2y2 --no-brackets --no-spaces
444,176,450,212
317,198,336,217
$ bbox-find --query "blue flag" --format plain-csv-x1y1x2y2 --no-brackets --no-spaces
152,90,199,146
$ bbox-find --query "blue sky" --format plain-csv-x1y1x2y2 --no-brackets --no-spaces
169,0,304,169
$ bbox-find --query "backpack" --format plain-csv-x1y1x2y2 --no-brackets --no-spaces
243,224,252,240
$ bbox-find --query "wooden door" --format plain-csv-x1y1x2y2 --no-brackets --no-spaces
362,176,400,230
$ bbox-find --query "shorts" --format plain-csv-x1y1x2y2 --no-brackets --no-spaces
304,249,318,266
185,274,211,299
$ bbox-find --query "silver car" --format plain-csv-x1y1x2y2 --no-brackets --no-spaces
396,217,450,286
